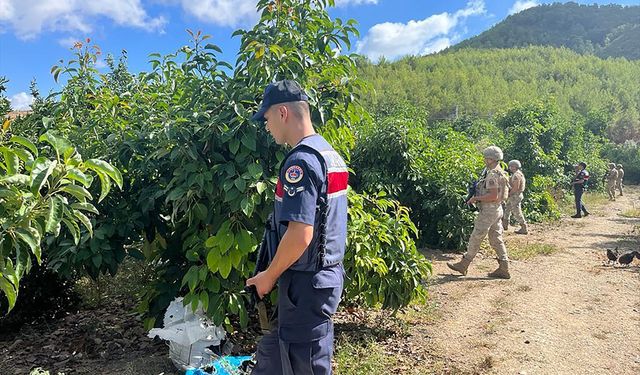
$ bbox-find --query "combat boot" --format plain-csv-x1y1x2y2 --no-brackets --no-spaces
447,257,472,276
514,224,528,235
502,219,509,230
488,260,511,279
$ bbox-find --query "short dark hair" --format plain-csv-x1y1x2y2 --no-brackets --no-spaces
579,162,587,169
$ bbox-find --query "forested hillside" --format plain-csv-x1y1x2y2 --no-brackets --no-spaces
454,2,640,60
358,46,640,143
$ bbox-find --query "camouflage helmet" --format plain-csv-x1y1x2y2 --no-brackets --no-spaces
508,160,522,169
617,164,623,168
482,146,503,161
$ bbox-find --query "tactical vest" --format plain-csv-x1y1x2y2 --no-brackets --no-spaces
477,166,509,204
510,170,526,193
274,135,348,272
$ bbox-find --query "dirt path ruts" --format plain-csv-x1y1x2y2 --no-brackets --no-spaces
417,187,640,374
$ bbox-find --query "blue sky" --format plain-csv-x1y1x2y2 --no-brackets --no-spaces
1,0,638,110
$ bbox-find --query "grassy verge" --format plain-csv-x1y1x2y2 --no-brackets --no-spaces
620,208,640,218
333,304,435,374
335,336,398,375
508,242,560,260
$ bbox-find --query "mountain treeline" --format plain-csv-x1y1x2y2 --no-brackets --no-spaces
454,2,640,60
358,46,640,143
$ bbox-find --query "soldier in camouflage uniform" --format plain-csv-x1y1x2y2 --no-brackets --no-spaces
616,164,624,197
448,146,511,279
606,163,618,201
502,160,528,235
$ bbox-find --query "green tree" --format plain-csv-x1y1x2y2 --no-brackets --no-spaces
0,130,121,311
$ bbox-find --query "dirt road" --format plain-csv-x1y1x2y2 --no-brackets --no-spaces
412,188,640,374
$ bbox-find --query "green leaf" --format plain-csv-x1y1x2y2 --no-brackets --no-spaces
95,170,111,203
14,227,41,263
230,247,243,268
204,43,222,53
60,184,93,202
240,197,253,217
0,188,19,199
241,133,256,151
92,254,102,268
218,255,232,279
1,148,20,174
207,249,221,273
9,136,38,157
39,132,73,157
248,163,263,179
30,158,56,195
218,229,234,254
62,217,81,245
237,230,253,252
229,138,240,154
45,196,64,233
205,235,218,248
234,177,246,192
198,265,209,281
74,209,93,237
194,203,207,220
66,168,93,188
12,148,34,164
181,266,199,292
71,202,99,215
255,181,267,194
0,174,30,185
85,159,123,189
205,276,221,293
0,277,17,313
199,291,209,312
239,304,248,328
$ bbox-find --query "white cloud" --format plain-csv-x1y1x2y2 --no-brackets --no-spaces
508,0,539,15
179,0,258,28
9,92,34,111
0,0,166,40
57,36,80,48
95,59,108,69
356,0,486,61
0,0,15,19
177,0,377,27
334,0,378,6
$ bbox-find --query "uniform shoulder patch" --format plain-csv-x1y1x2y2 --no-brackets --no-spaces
285,165,304,184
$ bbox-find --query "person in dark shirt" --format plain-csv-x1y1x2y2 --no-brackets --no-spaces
571,162,590,218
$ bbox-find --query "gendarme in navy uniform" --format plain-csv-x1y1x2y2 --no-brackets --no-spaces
571,162,590,218
247,80,348,375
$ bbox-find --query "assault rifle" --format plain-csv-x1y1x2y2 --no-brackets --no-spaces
245,213,279,334
464,180,479,212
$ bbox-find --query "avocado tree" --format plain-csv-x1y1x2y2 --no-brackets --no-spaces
0,129,121,312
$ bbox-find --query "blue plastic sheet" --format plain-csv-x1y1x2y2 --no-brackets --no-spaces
185,356,253,375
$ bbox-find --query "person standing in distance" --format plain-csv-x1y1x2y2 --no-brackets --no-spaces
605,162,618,201
571,162,590,218
247,80,349,375
448,146,511,279
616,163,624,197
502,160,528,235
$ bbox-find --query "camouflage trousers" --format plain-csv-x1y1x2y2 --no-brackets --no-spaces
616,180,623,195
464,203,509,261
503,193,526,227
607,180,617,199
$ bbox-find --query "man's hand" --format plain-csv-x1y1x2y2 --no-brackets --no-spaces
467,196,477,205
246,270,277,299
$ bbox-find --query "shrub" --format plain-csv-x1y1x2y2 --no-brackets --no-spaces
352,112,483,249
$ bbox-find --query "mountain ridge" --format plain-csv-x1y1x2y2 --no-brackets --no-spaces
452,2,640,60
